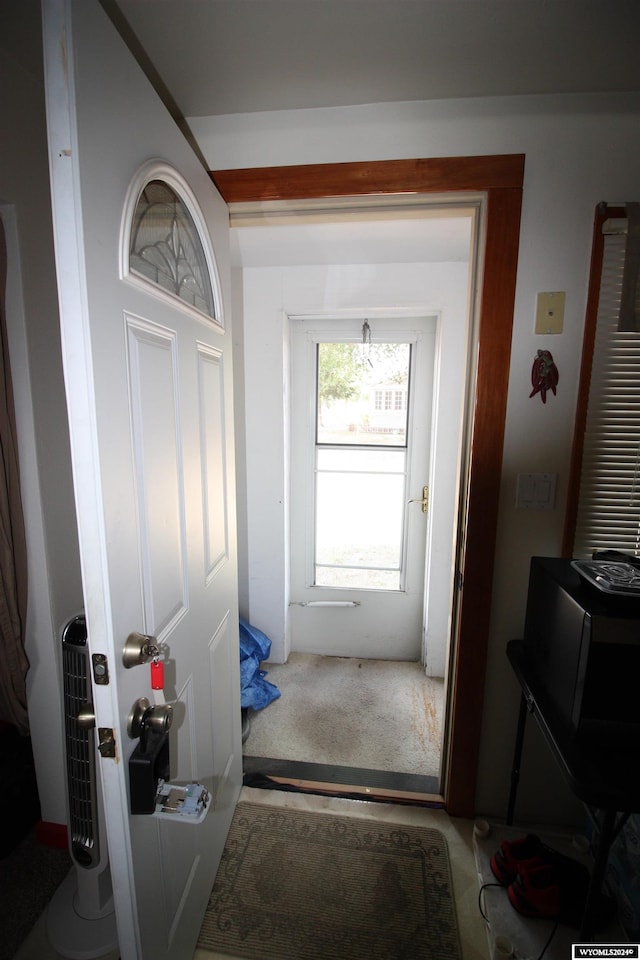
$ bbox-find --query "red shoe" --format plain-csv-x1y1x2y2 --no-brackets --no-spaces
508,859,591,928
507,862,561,918
490,834,547,885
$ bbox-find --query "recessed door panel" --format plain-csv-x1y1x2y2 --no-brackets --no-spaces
198,344,228,580
127,315,187,636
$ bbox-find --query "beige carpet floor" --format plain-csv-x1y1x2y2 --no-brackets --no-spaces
243,654,444,777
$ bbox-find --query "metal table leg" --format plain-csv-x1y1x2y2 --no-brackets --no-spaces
507,692,528,825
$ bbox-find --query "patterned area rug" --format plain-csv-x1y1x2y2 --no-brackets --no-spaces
198,802,461,960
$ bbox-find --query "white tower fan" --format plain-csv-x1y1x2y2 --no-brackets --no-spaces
47,614,118,958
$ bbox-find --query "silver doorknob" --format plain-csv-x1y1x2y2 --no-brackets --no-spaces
127,697,173,739
76,702,95,730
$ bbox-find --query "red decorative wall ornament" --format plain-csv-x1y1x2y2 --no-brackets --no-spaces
529,349,559,403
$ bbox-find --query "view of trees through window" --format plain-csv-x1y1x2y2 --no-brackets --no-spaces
316,342,410,446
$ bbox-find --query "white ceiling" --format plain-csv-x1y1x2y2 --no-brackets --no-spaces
110,0,640,118
5,1,640,120
5,0,639,268
103,0,640,267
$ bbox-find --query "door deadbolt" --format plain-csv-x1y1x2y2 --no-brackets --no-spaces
123,632,160,669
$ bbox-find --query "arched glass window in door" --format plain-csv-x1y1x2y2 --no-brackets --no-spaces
129,179,215,317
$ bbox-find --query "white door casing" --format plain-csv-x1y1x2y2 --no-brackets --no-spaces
290,317,436,661
42,3,241,959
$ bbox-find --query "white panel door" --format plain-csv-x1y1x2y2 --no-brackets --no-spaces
290,318,435,660
42,3,241,959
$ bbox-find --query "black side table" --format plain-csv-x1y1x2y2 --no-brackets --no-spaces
506,639,640,940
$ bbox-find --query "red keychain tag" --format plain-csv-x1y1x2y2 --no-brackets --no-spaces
150,659,164,690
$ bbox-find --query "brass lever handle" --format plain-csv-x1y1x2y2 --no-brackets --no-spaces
408,485,429,514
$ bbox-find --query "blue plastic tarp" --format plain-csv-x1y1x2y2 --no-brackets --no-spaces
239,618,281,711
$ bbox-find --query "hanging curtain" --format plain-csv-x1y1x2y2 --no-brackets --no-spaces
0,217,29,734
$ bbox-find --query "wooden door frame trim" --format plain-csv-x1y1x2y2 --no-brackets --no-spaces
211,155,524,817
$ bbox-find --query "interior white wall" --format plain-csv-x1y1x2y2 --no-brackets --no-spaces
0,52,83,824
197,91,640,824
238,257,469,675
240,267,290,656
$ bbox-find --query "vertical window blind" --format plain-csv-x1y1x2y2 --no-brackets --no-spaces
573,214,640,558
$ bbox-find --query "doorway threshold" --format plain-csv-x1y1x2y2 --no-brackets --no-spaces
243,755,443,807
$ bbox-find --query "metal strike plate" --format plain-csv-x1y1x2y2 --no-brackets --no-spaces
98,728,116,758
92,653,109,685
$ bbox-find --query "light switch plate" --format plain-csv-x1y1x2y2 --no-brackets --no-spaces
535,291,565,334
516,473,557,510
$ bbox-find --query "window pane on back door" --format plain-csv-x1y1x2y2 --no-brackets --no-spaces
315,447,406,590
314,340,412,590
